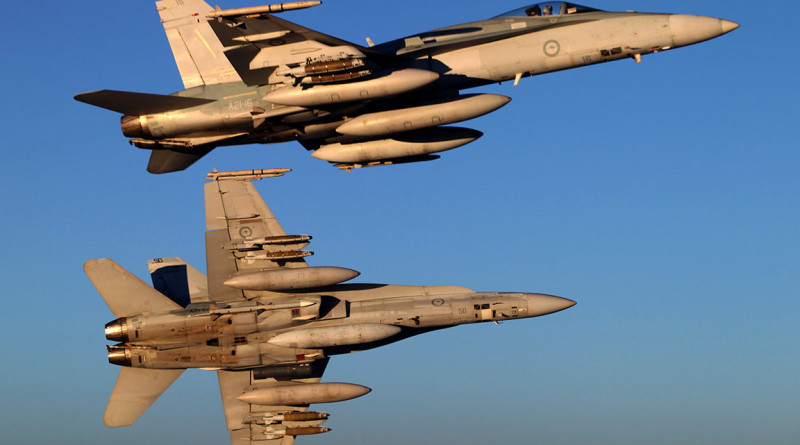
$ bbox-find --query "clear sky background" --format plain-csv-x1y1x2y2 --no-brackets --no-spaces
1,1,797,444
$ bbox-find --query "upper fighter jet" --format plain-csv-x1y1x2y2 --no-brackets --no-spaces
75,1,737,173
85,168,575,444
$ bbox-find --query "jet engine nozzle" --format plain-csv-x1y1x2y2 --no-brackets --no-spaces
120,114,147,138
104,318,129,342
107,347,132,367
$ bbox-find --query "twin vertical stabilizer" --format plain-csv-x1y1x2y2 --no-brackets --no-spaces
85,258,195,427
85,259,183,318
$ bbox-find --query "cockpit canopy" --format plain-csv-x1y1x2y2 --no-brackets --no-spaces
495,2,601,18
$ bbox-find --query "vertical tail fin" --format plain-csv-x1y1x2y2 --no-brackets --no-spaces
104,367,185,427
156,0,242,88
147,257,210,306
85,259,188,426
85,259,182,318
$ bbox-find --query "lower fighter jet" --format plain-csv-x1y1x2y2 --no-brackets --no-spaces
85,168,576,444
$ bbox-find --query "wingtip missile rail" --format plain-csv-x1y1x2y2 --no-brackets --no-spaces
206,168,291,181
208,1,322,21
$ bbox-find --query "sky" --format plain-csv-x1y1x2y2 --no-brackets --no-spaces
1,0,798,444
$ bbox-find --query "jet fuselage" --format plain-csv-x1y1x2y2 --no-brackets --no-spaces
128,10,736,142
105,286,574,370
77,2,737,172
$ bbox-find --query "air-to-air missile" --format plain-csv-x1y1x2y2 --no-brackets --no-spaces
75,1,738,173
261,426,331,440
206,0,322,19
254,411,329,424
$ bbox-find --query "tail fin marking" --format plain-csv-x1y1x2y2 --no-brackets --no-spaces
148,257,210,306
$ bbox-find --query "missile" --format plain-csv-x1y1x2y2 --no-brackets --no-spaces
237,382,371,405
262,426,330,439
312,127,483,163
208,1,321,20
253,411,329,423
285,426,330,436
300,70,372,85
336,94,510,137
265,69,439,107
277,57,367,78
223,266,360,291
281,411,329,422
252,362,322,380
225,235,312,251
238,250,313,262
268,323,402,349
206,168,291,181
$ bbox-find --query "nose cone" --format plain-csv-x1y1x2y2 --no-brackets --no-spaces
670,15,739,47
721,19,740,34
526,293,576,317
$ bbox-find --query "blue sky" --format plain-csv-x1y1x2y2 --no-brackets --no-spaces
1,0,798,444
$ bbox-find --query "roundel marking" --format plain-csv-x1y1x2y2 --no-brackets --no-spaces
543,40,561,57
431,298,445,307
239,226,253,238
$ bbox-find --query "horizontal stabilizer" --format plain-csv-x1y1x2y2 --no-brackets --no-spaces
105,367,185,427
147,148,215,174
74,89,215,115
84,259,183,318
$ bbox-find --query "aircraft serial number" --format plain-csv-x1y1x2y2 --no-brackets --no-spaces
229,99,254,111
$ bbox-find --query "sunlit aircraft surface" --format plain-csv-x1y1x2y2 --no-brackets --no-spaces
76,1,738,173
86,168,576,443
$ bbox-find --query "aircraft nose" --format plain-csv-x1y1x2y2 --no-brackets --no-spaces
525,293,576,316
669,15,739,47
721,19,740,34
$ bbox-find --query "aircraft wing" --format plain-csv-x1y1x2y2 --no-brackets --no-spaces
205,169,310,303
218,359,329,445
206,7,375,86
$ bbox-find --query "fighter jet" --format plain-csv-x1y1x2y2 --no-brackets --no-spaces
85,168,575,443
75,1,738,173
